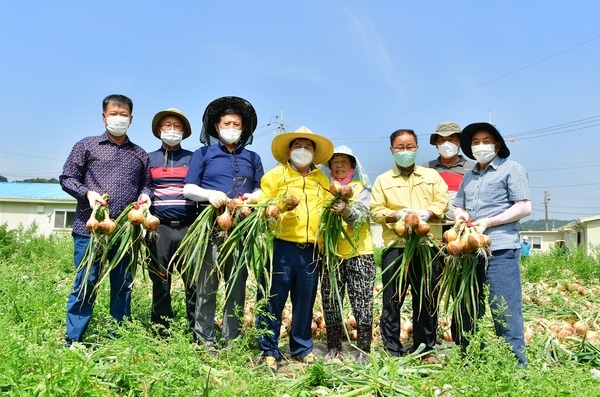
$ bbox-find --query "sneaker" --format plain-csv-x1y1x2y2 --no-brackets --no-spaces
263,356,278,372
292,352,316,364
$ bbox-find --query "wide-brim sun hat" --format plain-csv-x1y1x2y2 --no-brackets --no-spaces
460,122,510,160
200,96,257,147
152,108,192,139
429,121,461,145
271,126,334,165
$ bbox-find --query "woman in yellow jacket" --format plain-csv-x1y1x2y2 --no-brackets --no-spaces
252,127,333,372
319,146,375,364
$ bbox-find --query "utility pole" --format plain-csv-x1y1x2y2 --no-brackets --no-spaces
275,108,288,134
544,190,550,231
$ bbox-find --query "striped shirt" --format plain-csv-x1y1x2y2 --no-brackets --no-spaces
148,147,197,221
423,155,476,222
60,132,152,236
454,156,530,250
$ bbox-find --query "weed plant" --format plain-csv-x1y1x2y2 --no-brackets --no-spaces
2,225,600,396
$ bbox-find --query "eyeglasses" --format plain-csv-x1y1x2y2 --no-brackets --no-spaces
392,145,417,152
160,122,184,131
331,159,351,165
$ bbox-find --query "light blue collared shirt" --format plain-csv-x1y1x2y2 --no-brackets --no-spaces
453,156,530,251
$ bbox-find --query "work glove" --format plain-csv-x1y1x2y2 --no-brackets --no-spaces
86,191,106,209
208,190,229,208
395,208,412,221
473,218,492,233
241,190,261,204
137,193,151,206
417,209,430,222
331,200,351,217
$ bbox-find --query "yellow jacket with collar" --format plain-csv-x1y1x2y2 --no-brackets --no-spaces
259,162,331,244
370,165,448,247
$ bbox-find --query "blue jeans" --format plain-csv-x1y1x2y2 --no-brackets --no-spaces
454,248,527,365
256,239,320,361
65,234,133,342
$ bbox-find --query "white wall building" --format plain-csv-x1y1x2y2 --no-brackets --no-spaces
0,182,76,236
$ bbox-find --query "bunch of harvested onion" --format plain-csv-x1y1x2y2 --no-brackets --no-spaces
218,199,279,301
437,219,492,333
97,201,154,287
85,193,115,235
169,205,218,285
317,182,360,331
379,210,440,312
318,181,356,267
77,194,115,296
127,202,161,233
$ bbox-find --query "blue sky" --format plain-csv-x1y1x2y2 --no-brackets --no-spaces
1,1,599,221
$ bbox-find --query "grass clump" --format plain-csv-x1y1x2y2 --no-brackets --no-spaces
2,225,600,396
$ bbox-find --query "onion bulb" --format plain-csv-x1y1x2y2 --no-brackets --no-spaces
443,228,458,243
393,221,409,237
216,209,233,231
415,222,430,236
329,181,342,195
265,204,279,218
285,195,300,210
128,208,145,225
227,197,244,212
404,212,420,228
340,185,353,199
143,215,160,232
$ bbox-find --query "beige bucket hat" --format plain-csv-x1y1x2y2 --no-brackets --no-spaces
151,108,192,140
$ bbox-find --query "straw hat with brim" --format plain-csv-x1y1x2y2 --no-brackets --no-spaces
271,126,334,165
152,108,192,140
460,122,510,160
201,96,257,147
429,121,461,145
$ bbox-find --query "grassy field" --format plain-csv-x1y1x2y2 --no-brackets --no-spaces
2,224,600,396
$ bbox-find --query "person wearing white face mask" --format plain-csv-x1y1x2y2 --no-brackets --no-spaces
453,122,531,367
147,108,198,337
254,126,334,371
370,128,448,362
183,96,264,350
60,94,152,346
423,122,476,224
422,122,476,345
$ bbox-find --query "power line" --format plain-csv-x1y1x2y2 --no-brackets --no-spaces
336,33,600,136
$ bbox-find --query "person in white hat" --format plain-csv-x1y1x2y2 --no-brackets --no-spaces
183,96,264,349
370,128,448,362
252,126,333,371
319,145,375,364
146,108,197,337
453,122,531,367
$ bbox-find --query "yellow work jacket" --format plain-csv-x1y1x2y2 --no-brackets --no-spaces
259,162,331,244
370,165,448,247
